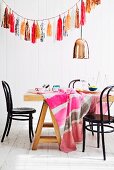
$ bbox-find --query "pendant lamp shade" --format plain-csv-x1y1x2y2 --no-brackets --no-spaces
73,38,89,59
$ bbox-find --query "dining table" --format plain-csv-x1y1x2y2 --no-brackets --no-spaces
24,88,114,153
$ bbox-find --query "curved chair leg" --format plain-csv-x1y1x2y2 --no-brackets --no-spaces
101,123,106,160
1,116,9,142
82,119,86,152
29,114,32,143
6,118,12,136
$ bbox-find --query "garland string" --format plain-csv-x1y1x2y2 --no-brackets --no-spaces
2,0,81,21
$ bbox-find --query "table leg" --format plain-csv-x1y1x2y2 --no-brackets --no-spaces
32,101,48,150
49,109,61,144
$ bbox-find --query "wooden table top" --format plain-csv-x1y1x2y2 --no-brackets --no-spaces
24,91,114,102
24,93,44,101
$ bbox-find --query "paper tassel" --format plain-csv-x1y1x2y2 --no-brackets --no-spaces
86,0,91,13
15,18,19,36
47,21,52,36
75,5,80,28
95,0,101,5
2,6,9,28
91,0,101,8
40,22,45,42
63,16,68,37
65,10,71,31
56,16,63,41
92,0,101,5
10,12,15,33
36,22,41,39
8,9,11,27
20,19,25,38
31,21,36,43
80,0,86,26
25,21,30,41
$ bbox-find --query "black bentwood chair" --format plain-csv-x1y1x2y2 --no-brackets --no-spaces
1,81,36,143
82,85,114,160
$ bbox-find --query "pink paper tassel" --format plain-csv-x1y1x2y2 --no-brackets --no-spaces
57,16,63,41
80,0,86,26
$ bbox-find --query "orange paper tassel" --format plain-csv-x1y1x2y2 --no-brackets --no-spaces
75,5,80,28
91,0,101,8
20,19,26,37
47,21,52,36
65,10,71,31
36,22,41,39
86,0,91,13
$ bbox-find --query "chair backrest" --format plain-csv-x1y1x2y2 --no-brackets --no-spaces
68,79,80,88
68,79,90,89
2,81,13,113
100,85,114,122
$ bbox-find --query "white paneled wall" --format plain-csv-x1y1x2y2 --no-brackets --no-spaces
0,0,114,115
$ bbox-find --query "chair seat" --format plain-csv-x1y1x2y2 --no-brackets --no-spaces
12,107,36,114
84,114,114,123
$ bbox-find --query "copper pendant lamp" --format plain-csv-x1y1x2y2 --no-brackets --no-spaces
73,1,89,59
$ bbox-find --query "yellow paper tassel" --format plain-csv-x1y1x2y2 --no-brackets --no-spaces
65,10,71,31
36,22,41,39
20,19,25,37
47,21,52,36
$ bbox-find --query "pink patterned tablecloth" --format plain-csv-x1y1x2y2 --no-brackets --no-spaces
34,88,107,153
41,89,93,152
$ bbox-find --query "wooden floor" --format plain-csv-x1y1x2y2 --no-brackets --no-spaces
0,118,114,170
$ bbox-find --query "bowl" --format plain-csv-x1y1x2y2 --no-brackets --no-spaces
88,86,97,91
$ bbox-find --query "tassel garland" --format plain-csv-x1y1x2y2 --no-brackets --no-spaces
1,0,101,43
